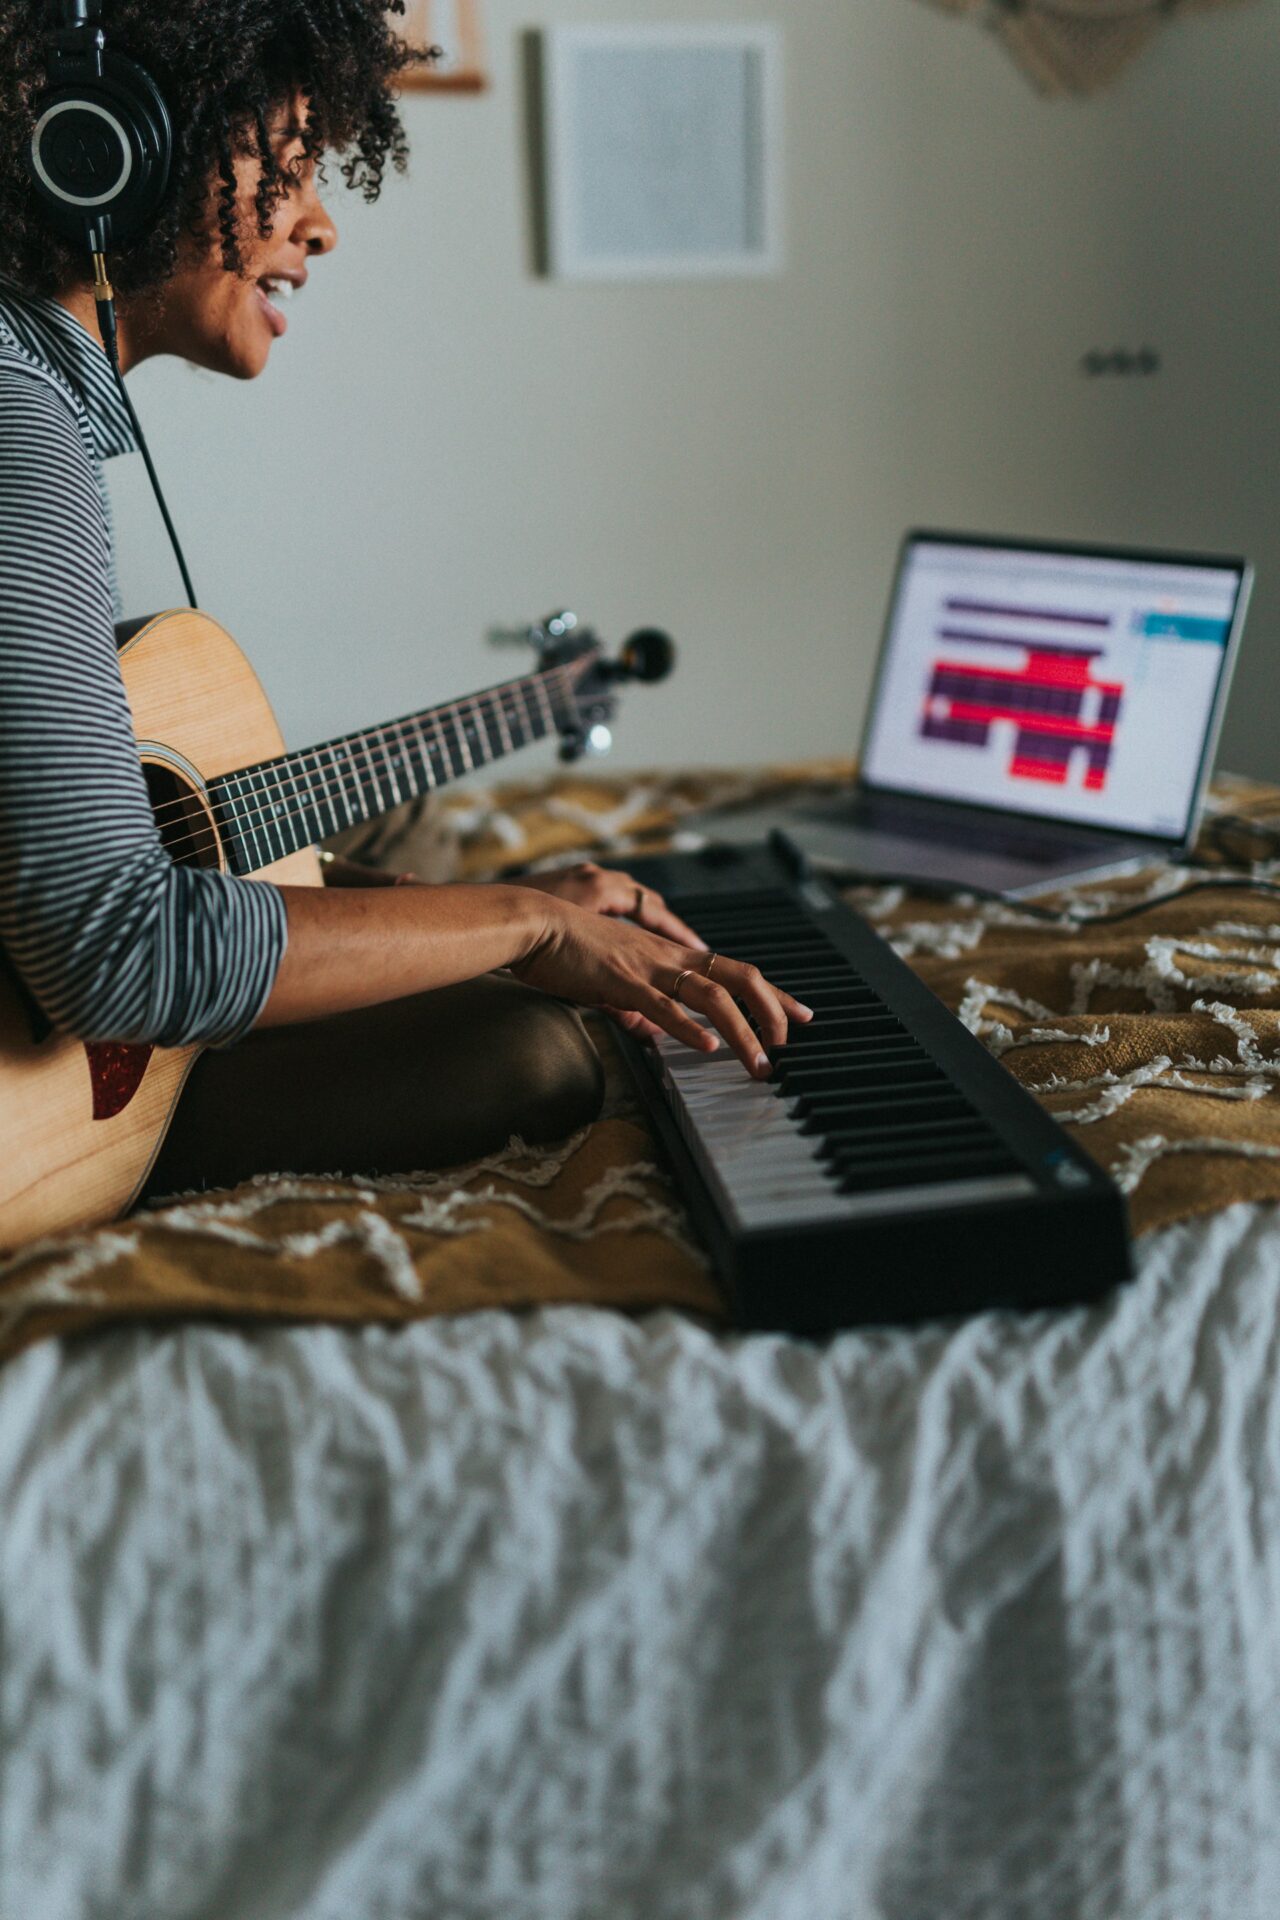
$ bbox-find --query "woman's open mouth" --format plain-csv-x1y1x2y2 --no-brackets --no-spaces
255,273,300,338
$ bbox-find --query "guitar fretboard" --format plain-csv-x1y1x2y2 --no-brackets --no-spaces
208,662,584,876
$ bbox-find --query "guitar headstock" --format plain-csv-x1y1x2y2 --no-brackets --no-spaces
520,611,676,762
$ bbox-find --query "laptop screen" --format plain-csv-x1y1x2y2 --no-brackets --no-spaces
860,535,1248,843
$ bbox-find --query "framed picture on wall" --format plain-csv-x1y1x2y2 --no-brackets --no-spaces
396,0,488,92
540,23,784,281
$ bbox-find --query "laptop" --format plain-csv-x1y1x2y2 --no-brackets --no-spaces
705,531,1253,898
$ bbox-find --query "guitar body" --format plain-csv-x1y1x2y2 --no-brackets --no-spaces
0,610,321,1250
0,601,667,1252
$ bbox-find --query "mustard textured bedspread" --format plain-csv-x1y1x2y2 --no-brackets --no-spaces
4,765,1280,1364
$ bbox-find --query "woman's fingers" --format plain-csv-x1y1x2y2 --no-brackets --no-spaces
670,957,814,1076
513,897,810,1078
721,960,812,1051
630,889,707,951
605,1007,669,1046
634,985,721,1054
673,975,774,1077
578,865,706,950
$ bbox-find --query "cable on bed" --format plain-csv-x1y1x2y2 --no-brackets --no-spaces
818,872,1280,928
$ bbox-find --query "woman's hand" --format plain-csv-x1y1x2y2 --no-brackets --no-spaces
511,897,813,1080
510,861,704,949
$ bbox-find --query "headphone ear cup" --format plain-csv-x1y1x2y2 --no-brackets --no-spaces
28,47,172,246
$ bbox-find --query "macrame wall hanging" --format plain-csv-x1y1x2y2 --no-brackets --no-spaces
916,0,1252,96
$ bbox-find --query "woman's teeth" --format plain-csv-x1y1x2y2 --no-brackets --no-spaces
255,278,293,339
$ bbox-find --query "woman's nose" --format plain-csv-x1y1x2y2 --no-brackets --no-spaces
297,188,338,257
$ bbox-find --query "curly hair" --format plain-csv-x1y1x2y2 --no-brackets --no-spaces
0,0,419,295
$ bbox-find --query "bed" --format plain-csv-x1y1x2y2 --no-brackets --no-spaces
4,766,1280,1920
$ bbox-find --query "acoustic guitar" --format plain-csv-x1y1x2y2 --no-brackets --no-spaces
0,606,672,1249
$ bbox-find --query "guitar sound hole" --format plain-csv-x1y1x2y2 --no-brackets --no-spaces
144,762,221,869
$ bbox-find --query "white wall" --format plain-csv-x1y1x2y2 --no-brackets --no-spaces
110,0,1280,782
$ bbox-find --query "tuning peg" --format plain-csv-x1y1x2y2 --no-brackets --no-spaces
488,611,583,653
598,628,675,684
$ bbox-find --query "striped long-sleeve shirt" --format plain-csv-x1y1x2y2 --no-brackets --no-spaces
0,282,287,1047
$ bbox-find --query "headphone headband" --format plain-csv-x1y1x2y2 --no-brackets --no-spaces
27,1,172,250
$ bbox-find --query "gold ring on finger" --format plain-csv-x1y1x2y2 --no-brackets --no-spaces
703,951,720,981
633,885,646,920
671,968,695,1004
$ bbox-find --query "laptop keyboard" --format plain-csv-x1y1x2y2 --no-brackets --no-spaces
824,795,1109,867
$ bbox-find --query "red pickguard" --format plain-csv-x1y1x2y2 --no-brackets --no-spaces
85,1041,154,1120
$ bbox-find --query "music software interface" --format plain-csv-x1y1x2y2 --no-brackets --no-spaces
861,541,1243,840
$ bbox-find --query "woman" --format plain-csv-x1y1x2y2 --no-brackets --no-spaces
0,0,809,1196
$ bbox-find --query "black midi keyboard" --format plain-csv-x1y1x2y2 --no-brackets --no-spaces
617,841,1131,1332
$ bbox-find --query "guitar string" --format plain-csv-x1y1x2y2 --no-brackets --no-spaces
141,661,584,829
149,663,585,867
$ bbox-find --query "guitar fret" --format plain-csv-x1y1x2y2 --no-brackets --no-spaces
477,691,505,762
321,748,344,835
377,727,405,807
296,755,322,846
244,771,277,866
500,684,528,750
410,715,437,790
393,718,426,798
448,704,474,776
323,743,353,827
339,737,362,818
426,707,451,785
491,686,514,757
397,719,426,795
243,773,272,871
532,675,556,736
357,733,385,817
353,737,378,821
467,697,495,767
514,679,540,742
265,771,290,863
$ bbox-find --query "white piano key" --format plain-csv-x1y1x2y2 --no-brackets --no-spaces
650,1033,1035,1234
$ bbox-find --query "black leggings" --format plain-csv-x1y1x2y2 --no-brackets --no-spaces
143,974,605,1199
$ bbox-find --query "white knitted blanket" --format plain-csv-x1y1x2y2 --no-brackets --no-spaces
2,1200,1279,1919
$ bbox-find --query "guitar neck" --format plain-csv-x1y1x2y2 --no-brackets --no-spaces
209,660,584,877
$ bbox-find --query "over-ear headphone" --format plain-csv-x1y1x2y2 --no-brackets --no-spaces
28,0,172,251
25,6,194,609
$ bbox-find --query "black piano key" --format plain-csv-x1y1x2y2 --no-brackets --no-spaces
775,1036,910,1066
783,987,879,1012
837,1148,1020,1195
815,1110,985,1150
776,1048,931,1090
821,1122,998,1170
795,1086,972,1129
732,950,852,974
710,936,834,954
785,1060,946,1097
764,968,866,990
772,1024,910,1058
771,1013,905,1047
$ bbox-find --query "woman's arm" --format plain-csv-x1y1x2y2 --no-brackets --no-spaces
0,370,285,1048
260,880,812,1079
260,881,544,1025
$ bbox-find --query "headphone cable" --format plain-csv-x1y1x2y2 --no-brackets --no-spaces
92,250,199,611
